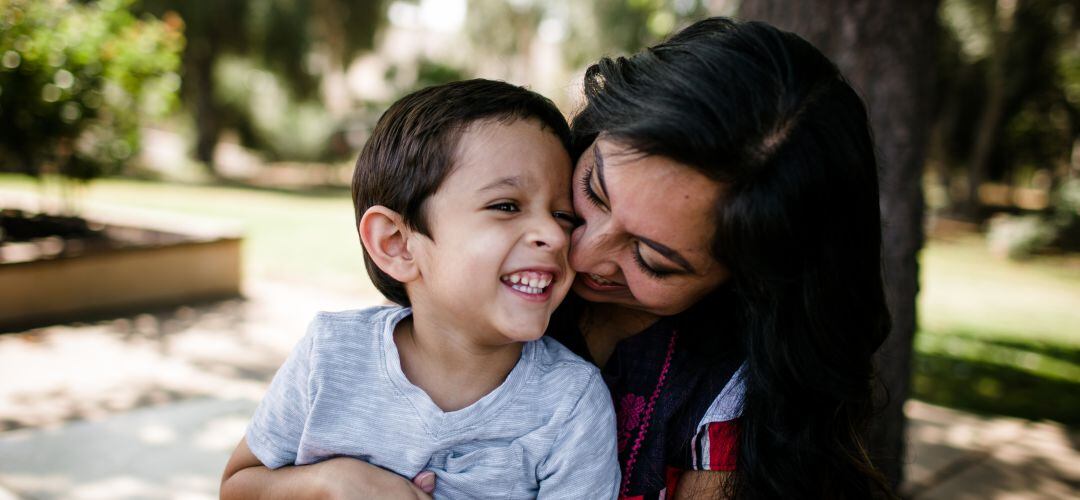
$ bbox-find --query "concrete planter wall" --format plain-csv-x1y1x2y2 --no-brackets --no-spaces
0,210,242,331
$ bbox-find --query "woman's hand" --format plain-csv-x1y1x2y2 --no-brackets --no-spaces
220,437,435,500
672,470,730,500
311,457,435,500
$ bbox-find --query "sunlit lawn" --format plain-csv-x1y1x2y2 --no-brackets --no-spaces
916,235,1080,424
3,174,1078,424
0,174,371,295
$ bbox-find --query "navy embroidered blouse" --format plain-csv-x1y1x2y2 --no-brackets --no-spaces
548,296,746,499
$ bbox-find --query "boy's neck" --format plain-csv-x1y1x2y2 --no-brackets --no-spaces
393,310,524,412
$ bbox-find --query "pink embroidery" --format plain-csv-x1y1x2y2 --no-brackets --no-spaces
617,393,646,452
619,331,677,499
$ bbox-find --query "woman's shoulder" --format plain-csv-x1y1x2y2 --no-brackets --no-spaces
697,361,746,425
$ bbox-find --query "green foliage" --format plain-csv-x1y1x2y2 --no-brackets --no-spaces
1047,177,1080,249
135,0,388,167
562,0,709,65
0,0,183,181
984,179,1080,259
214,56,339,162
934,0,1078,211
412,58,468,91
464,0,709,69
986,214,1056,259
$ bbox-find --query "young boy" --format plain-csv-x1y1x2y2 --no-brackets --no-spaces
220,79,620,499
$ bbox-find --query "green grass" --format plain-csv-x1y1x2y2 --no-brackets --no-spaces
3,174,1078,423
915,235,1080,424
0,173,373,295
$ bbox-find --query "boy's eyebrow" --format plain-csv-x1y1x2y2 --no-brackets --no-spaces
478,175,525,192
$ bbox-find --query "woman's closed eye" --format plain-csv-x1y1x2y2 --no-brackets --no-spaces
579,166,606,210
633,244,674,278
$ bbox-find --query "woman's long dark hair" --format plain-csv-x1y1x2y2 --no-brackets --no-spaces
572,18,893,499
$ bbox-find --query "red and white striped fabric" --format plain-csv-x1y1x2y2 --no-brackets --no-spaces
691,362,745,471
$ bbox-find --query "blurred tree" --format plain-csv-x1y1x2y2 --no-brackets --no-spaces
561,0,709,65
740,0,940,491
0,0,182,189
137,0,388,172
462,0,710,84
934,0,1079,220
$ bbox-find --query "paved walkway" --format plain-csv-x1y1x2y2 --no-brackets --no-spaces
0,280,1076,499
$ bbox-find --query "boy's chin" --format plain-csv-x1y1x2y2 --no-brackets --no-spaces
495,320,549,343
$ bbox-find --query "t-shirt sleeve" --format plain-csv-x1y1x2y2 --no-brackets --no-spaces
536,369,621,499
689,362,746,471
244,319,318,469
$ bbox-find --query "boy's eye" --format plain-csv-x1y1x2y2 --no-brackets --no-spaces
487,202,520,212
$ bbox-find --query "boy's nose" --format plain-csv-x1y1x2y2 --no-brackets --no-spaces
528,216,569,251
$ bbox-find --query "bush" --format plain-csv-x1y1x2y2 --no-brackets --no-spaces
0,0,183,182
214,56,339,163
986,213,1055,259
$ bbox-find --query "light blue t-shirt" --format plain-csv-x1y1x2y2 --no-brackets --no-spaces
246,306,620,499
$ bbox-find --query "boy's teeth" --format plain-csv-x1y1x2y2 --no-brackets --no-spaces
502,271,555,290
511,284,543,295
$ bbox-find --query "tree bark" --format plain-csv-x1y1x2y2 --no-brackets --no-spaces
738,0,939,490
965,0,1016,220
184,37,220,172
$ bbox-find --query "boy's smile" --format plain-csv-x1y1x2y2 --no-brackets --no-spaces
500,269,559,301
406,117,575,346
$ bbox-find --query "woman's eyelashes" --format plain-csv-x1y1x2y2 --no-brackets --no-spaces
553,211,580,228
633,245,672,278
579,166,606,210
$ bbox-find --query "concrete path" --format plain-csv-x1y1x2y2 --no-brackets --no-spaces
0,280,1076,499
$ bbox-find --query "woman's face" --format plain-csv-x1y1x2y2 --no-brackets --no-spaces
570,138,731,317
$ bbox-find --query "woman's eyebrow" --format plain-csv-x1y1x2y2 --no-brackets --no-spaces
637,236,696,273
593,146,609,199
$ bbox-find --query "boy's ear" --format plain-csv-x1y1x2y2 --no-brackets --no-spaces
359,206,419,283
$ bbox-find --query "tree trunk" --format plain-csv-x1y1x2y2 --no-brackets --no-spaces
738,0,939,490
312,0,351,118
965,0,1016,220
183,37,221,173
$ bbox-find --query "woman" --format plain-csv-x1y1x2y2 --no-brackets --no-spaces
223,17,892,499
553,17,892,498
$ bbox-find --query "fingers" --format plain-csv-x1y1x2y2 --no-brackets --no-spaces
412,471,436,494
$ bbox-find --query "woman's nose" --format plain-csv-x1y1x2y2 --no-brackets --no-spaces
569,219,619,275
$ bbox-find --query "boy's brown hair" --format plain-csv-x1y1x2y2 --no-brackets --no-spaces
352,79,571,306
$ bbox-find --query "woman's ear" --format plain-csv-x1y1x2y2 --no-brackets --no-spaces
359,206,419,283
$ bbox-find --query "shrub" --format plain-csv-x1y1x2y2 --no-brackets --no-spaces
0,0,183,182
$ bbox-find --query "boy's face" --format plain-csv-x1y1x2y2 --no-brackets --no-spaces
409,118,575,345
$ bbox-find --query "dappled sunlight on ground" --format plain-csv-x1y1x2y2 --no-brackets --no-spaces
0,279,378,432
904,401,1080,499
0,399,253,500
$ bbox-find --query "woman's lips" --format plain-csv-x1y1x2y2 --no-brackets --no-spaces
579,273,626,291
